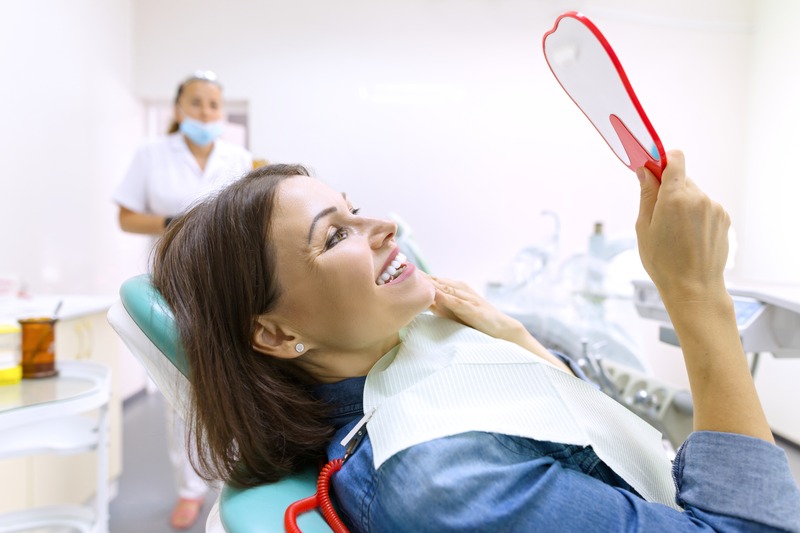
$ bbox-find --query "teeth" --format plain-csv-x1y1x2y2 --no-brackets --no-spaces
376,253,409,285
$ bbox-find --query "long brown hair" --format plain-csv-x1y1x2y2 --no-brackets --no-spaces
152,164,334,488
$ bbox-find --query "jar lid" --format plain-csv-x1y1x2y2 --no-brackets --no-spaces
0,324,21,334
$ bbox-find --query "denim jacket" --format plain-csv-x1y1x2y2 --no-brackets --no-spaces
314,370,800,532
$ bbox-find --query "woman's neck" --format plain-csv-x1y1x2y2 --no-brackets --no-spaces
182,136,214,171
300,334,402,384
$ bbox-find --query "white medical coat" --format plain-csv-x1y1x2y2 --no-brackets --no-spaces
113,133,253,216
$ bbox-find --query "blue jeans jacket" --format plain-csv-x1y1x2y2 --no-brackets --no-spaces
315,376,800,532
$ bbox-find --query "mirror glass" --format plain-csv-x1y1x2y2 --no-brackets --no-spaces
543,12,666,178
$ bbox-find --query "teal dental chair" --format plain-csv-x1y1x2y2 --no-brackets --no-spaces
107,274,333,533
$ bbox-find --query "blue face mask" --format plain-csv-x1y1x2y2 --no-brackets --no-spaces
179,116,224,146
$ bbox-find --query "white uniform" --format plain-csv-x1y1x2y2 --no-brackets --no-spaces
114,132,252,500
114,132,252,217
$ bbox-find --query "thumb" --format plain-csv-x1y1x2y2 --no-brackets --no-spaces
636,166,659,228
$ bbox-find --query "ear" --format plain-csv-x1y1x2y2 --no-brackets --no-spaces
251,316,303,360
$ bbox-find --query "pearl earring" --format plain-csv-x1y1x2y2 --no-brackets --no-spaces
295,343,305,354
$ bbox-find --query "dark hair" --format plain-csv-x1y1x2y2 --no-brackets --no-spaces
167,73,223,134
152,164,334,488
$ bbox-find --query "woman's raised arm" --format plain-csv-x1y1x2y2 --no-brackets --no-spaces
635,150,773,443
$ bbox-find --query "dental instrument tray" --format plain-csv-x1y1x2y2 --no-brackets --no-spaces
632,279,800,357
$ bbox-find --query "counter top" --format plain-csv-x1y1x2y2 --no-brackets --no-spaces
0,295,115,324
726,279,800,314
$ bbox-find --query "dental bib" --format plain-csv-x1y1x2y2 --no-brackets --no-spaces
363,314,679,509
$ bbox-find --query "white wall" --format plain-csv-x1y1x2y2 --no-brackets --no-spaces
132,0,752,289
0,0,146,296
738,0,800,442
740,0,800,284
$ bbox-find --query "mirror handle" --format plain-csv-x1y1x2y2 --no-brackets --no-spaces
609,114,665,180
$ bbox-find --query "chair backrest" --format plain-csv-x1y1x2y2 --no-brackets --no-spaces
118,274,190,377
107,274,331,533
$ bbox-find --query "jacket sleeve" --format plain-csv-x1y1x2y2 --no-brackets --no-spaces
367,431,800,533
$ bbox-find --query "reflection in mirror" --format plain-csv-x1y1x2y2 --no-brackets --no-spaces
543,12,666,178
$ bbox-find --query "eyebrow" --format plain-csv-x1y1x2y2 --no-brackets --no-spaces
308,207,336,244
306,193,348,244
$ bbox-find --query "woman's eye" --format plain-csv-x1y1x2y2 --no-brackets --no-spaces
325,228,348,250
350,207,361,216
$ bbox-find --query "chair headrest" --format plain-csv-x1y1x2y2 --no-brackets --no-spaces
119,274,190,378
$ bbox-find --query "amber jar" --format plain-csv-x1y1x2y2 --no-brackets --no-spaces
18,317,58,378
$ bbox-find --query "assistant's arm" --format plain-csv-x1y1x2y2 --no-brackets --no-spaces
118,206,170,235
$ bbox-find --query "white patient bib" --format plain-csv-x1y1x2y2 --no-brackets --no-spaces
364,314,679,509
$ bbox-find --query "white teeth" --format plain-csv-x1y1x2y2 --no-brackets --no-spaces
376,253,409,285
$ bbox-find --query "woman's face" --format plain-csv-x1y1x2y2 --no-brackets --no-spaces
268,177,435,359
175,80,223,123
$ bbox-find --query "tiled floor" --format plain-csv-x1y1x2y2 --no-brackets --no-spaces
109,392,216,533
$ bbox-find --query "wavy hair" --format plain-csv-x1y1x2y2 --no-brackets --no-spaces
152,164,334,488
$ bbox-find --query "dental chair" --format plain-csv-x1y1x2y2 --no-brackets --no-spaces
107,274,333,533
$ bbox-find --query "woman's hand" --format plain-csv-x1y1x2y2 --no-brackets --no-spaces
636,150,730,305
428,276,523,341
636,151,773,443
427,276,573,374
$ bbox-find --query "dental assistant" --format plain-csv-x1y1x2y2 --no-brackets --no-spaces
114,70,252,235
113,71,252,530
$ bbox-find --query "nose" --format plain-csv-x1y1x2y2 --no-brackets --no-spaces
368,217,397,249
199,103,213,122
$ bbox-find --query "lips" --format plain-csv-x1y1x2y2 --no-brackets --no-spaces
376,252,408,285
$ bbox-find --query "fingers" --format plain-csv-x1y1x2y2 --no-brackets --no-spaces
428,277,479,325
659,150,686,191
430,276,473,292
636,165,659,230
430,277,477,307
634,149,733,301
636,149,687,232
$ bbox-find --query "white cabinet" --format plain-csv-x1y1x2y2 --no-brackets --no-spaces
0,361,111,533
0,297,121,516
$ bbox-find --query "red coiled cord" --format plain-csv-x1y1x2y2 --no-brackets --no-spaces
284,458,349,533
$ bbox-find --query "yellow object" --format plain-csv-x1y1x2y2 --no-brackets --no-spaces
0,323,22,385
0,364,22,385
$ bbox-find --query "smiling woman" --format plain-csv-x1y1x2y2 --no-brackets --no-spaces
151,158,800,532
250,176,436,383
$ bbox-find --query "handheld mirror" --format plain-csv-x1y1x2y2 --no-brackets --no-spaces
543,11,666,179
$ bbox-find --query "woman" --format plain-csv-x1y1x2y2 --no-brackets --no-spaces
152,153,800,532
114,70,252,234
114,71,252,529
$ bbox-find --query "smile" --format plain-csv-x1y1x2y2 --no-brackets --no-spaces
377,253,408,285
